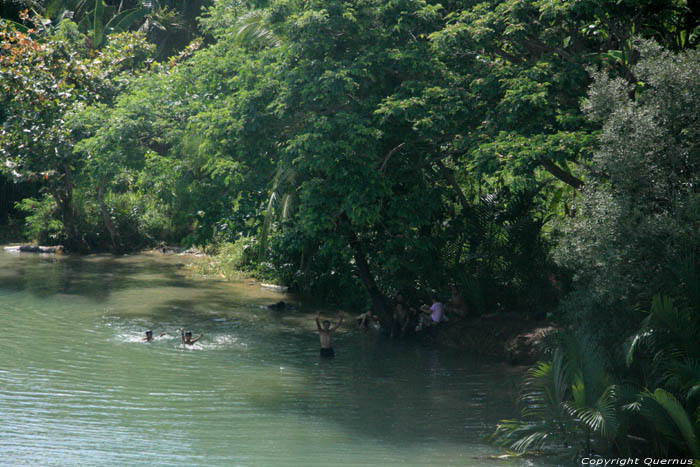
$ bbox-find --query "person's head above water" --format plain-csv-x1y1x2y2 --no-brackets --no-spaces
180,328,202,345
322,320,331,330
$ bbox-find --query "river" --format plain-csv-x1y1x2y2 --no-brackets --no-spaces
0,250,557,466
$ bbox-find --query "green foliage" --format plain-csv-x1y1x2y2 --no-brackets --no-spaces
15,194,64,244
104,190,171,247
495,298,697,459
0,15,153,250
72,28,273,249
39,0,211,58
625,291,700,459
556,41,700,345
498,42,700,461
639,388,700,459
493,331,621,457
192,236,260,281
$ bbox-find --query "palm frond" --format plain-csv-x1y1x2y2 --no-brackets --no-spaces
640,389,700,459
566,385,619,440
233,10,280,49
259,164,296,259
491,419,562,453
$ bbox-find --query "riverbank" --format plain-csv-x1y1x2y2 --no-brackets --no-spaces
422,314,555,365
169,248,555,364
3,244,65,253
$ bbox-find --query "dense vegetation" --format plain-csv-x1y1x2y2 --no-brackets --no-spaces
2,0,699,461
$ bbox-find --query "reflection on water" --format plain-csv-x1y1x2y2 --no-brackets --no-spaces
0,250,559,466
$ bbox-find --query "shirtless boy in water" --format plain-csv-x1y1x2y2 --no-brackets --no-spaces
180,328,203,345
315,311,343,358
142,330,167,342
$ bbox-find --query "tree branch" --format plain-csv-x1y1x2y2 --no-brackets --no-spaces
379,142,406,172
540,158,584,190
435,159,470,212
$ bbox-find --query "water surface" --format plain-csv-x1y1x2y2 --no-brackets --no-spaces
0,250,551,466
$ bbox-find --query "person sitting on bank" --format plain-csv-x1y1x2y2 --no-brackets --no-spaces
417,295,445,331
391,294,414,338
316,310,343,358
142,330,167,342
180,328,203,345
446,284,468,318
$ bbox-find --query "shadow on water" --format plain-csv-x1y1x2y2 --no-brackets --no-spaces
0,252,201,302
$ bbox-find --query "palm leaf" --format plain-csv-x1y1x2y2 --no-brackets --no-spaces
640,388,700,459
92,0,105,47
491,419,560,453
259,164,296,259
233,10,280,48
567,385,619,440
105,7,148,33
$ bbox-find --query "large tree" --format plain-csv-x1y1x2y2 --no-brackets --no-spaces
556,40,700,344
0,15,152,249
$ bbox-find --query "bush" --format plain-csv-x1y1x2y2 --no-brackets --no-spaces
191,236,258,281
555,41,700,344
15,195,63,245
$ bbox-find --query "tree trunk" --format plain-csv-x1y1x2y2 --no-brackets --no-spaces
98,177,121,252
435,159,470,212
48,165,85,251
339,213,392,328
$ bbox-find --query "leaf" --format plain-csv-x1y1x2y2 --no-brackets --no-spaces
92,0,105,48
105,7,148,33
641,389,700,459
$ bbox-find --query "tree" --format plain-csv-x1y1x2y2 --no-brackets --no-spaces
427,0,699,193
556,41,700,346
0,14,152,249
73,20,276,249
40,0,212,58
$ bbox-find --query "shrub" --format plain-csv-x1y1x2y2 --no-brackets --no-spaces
555,41,700,344
15,195,63,245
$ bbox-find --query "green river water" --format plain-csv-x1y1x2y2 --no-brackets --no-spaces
0,249,558,466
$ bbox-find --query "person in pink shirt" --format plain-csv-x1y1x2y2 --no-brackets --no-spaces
417,294,445,330
429,301,444,322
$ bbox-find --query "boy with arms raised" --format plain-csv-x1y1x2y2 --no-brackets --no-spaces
315,311,343,358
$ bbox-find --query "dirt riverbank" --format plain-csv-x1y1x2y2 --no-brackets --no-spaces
419,313,556,365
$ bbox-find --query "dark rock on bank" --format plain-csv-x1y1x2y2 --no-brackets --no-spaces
504,326,557,365
423,313,555,365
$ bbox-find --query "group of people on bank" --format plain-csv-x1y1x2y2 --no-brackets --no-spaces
358,286,467,338
320,288,467,356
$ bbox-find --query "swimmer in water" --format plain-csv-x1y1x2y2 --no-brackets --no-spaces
315,310,343,358
142,330,167,342
180,328,203,345
267,301,287,310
